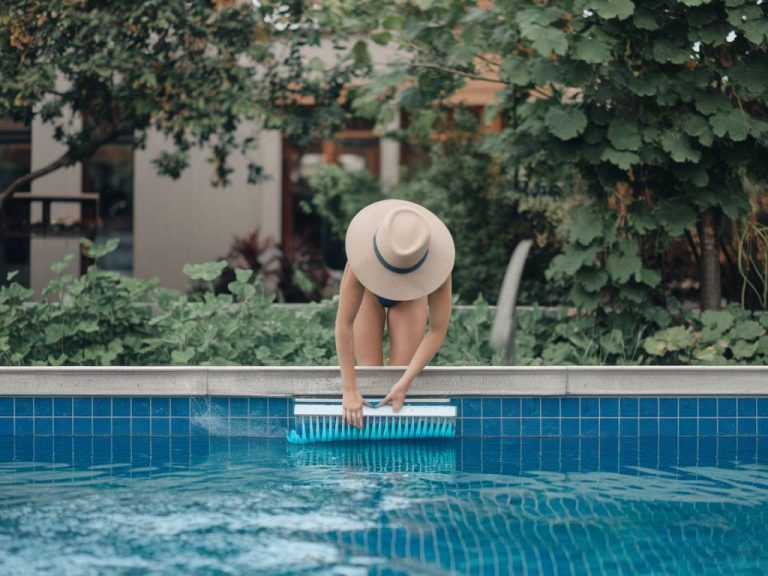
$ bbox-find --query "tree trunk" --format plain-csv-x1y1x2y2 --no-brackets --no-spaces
700,208,721,310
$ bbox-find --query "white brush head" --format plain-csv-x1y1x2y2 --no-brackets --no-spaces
293,400,455,418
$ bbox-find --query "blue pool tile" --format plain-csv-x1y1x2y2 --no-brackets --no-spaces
268,398,288,418
639,418,658,437
502,418,520,437
0,418,12,435
35,418,53,436
211,397,229,416
501,398,520,417
541,418,559,436
738,418,757,436
561,418,579,436
230,398,248,417
54,418,72,436
482,398,501,418
113,418,130,435
230,418,249,436
679,419,698,436
482,418,501,437
561,398,579,417
93,418,111,436
74,398,92,416
759,399,768,417
541,398,559,417
54,398,72,416
34,398,53,416
191,398,210,417
719,418,737,436
659,398,677,417
248,398,268,417
580,398,598,417
601,419,619,437
522,398,541,417
620,419,638,437
249,418,269,436
15,398,33,417
463,418,481,436
74,418,92,437
522,418,541,436
581,419,599,437
600,398,618,417
268,418,288,438
738,398,757,417
113,398,130,416
0,398,12,417
719,398,737,417
132,398,150,417
171,398,190,417
152,418,170,437
699,418,717,436
699,398,717,417
15,418,33,435
151,397,170,417
659,418,677,436
620,398,638,417
640,399,658,417
132,418,150,436
679,398,697,417
463,399,481,418
759,419,768,436
171,418,190,436
93,398,111,416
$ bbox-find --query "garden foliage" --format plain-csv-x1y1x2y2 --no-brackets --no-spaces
1,242,766,366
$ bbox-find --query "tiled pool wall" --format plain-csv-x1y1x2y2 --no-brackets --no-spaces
1,396,768,438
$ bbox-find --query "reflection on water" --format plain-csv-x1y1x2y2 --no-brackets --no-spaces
0,436,767,575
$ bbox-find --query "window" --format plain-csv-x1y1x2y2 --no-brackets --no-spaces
0,117,32,286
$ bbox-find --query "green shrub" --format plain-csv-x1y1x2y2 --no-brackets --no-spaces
1,240,767,367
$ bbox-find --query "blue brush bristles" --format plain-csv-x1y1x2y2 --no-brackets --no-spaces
287,400,457,444
287,414,455,444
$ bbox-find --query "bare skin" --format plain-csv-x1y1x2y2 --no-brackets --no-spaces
335,262,452,428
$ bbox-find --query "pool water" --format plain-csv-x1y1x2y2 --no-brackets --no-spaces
1,436,767,575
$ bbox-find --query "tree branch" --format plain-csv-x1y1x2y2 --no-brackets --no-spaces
410,62,509,85
0,124,132,213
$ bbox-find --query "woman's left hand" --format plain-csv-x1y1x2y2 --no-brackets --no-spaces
376,380,410,413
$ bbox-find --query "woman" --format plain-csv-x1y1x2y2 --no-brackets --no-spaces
335,199,455,429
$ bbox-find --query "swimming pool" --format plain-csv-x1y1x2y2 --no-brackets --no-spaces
2,366,768,574
1,434,767,574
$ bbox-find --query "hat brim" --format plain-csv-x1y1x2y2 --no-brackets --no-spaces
345,199,455,301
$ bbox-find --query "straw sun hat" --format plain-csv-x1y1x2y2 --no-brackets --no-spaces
345,199,455,301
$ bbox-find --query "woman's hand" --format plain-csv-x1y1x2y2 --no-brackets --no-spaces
376,379,411,413
342,387,370,429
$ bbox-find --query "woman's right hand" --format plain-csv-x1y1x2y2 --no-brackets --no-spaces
342,387,370,429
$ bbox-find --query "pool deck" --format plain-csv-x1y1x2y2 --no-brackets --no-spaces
0,366,766,397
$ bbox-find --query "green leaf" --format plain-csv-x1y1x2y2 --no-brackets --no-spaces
527,26,569,56
568,206,604,246
499,59,532,86
679,0,712,6
633,10,660,30
656,201,697,236
607,117,642,151
578,269,609,292
606,251,642,284
351,40,372,69
732,339,759,359
587,0,636,20
82,238,120,260
51,254,74,274
660,132,701,162
600,148,640,169
182,261,227,282
572,38,613,63
652,40,690,64
729,320,765,340
171,348,195,364
709,109,751,141
544,107,587,140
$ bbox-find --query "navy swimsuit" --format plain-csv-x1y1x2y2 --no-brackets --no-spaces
375,294,401,308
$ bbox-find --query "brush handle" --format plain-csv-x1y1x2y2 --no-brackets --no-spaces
293,404,455,417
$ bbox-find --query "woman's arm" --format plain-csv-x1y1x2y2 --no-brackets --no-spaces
377,275,452,411
335,263,369,428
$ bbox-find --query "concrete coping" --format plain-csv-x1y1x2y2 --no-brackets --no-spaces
0,366,766,397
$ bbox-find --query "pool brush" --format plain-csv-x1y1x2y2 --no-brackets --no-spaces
286,399,456,444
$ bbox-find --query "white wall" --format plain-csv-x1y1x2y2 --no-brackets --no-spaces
133,125,282,291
